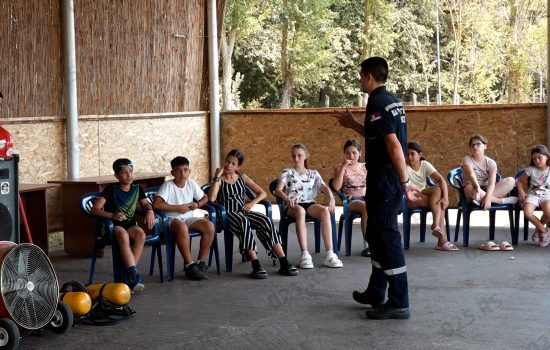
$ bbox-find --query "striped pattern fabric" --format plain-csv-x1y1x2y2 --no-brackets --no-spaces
217,177,281,258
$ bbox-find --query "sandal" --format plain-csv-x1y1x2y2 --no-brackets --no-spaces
479,240,500,251
250,266,268,279
499,241,514,251
539,230,550,248
532,230,541,244
435,241,459,251
278,263,299,276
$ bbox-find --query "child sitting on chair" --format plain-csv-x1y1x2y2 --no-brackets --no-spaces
406,141,457,251
516,145,550,247
91,158,154,293
332,139,369,257
275,143,343,269
152,156,215,281
461,134,517,210
208,149,298,279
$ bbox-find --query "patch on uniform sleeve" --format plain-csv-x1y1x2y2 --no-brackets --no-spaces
368,111,382,122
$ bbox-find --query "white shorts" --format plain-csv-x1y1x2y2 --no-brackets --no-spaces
169,216,203,227
523,194,550,208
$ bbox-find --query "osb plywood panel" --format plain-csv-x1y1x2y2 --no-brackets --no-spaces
3,113,210,232
78,114,210,184
221,104,547,207
3,119,66,231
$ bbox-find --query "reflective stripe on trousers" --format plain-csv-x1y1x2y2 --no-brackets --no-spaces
372,259,407,276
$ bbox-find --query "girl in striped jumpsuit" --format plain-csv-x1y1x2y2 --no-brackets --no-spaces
208,149,298,279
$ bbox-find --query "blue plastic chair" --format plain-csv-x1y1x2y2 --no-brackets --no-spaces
144,186,220,281
79,192,164,284
269,179,338,255
202,183,274,272
328,178,363,256
447,167,515,247
513,168,539,245
402,177,451,250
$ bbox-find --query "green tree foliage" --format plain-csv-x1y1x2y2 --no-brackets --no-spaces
224,0,547,108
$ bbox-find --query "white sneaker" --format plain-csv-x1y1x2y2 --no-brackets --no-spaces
324,252,343,268
300,254,314,269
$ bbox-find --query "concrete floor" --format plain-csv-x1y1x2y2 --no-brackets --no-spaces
19,216,546,350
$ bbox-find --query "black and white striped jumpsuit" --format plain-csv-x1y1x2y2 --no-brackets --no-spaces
216,176,282,259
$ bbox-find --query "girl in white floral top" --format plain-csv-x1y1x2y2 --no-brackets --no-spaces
275,143,343,269
516,145,550,246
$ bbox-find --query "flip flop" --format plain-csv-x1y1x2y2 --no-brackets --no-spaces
499,241,514,251
435,241,459,251
479,241,500,251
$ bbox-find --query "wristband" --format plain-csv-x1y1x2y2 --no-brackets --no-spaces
213,176,221,182
400,178,410,185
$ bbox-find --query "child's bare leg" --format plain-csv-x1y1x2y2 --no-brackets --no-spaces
115,227,135,268
349,200,368,238
171,220,192,263
287,206,308,252
539,201,550,229
424,187,442,231
523,203,546,233
189,219,215,262
127,226,145,265
272,243,285,258
491,177,516,203
306,204,333,252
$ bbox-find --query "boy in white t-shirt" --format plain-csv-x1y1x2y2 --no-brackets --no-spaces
153,156,215,281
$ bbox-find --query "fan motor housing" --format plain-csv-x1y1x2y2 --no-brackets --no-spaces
0,242,59,329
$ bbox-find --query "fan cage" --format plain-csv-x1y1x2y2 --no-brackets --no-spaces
0,243,59,329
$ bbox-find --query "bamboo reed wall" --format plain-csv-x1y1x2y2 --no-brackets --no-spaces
0,0,225,232
0,0,223,118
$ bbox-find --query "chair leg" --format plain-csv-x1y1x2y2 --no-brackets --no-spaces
462,210,471,247
454,209,462,243
489,211,496,241
208,234,221,275
88,250,98,285
111,241,124,283
345,217,353,256
149,245,156,277
337,216,344,253
166,232,176,281
444,209,451,242
156,243,164,283
403,212,411,250
224,231,234,273
419,212,427,243
314,220,321,254
279,222,289,256
508,209,516,245
330,213,338,254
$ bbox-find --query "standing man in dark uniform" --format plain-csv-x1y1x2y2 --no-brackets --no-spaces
334,57,418,319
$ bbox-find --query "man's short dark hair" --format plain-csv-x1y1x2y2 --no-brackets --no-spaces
170,156,190,169
360,57,388,83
